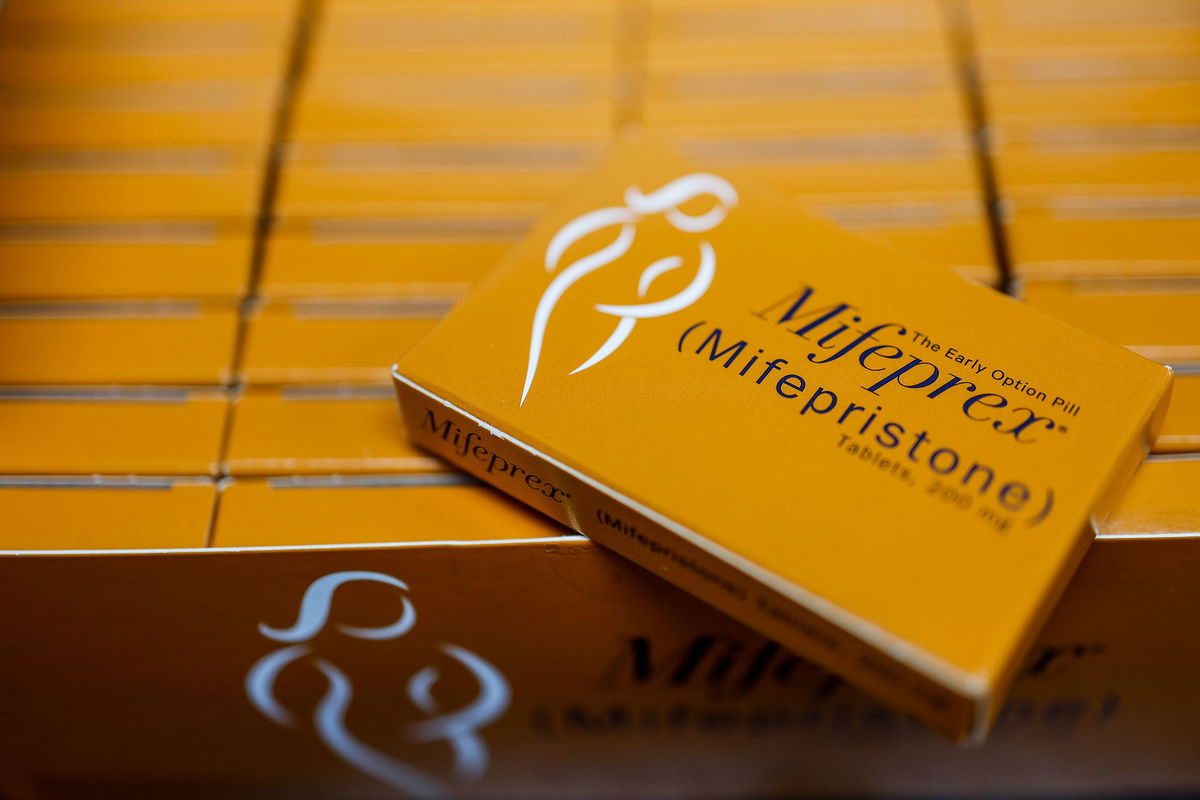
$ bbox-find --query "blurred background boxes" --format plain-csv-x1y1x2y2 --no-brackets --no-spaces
0,220,254,300
643,0,996,284
1018,278,1200,366
970,0,1200,281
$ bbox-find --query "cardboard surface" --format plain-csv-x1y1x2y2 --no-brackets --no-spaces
0,479,215,550
224,387,447,476
0,220,253,300
0,301,238,385
240,299,442,385
0,388,227,475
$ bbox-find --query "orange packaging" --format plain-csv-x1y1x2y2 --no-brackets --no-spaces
0,16,292,56
1005,187,1200,279
0,300,238,385
0,477,214,550
314,0,615,68
643,52,966,132
0,0,296,24
0,460,1198,796
669,124,977,196
0,49,284,84
275,139,602,216
991,120,1200,192
970,0,1200,52
1158,372,1200,453
395,133,1172,741
262,214,527,299
648,0,954,62
224,386,447,475
0,146,265,219
1018,278,1200,366
214,474,535,547
0,387,227,475
0,77,279,148
798,190,995,285
290,65,615,143
652,128,995,284
240,298,443,385
1017,279,1200,453
0,219,252,300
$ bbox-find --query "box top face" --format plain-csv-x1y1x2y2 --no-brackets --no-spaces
1103,455,1200,537
214,476,570,548
0,479,214,551
0,387,226,475
398,134,1171,685
224,386,446,476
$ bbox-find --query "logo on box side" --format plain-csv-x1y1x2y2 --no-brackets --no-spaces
246,570,510,798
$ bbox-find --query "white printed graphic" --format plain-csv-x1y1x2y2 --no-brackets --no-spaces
521,173,738,404
246,571,510,799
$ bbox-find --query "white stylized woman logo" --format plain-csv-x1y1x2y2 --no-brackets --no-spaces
520,172,738,405
245,571,510,799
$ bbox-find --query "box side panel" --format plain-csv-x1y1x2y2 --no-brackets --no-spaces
395,374,977,740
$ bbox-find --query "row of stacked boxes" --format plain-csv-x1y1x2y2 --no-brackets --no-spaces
973,0,1200,451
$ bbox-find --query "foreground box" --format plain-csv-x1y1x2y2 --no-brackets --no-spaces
0,459,1197,797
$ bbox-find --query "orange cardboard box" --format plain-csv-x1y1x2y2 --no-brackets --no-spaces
241,299,444,388
1017,279,1200,452
215,474,531,546
275,139,602,216
1005,187,1200,279
795,190,994,285
314,0,615,68
1019,278,1200,366
978,42,1200,91
971,0,1200,51
0,300,238,385
1158,373,1200,454
240,299,443,385
224,386,446,476
986,82,1200,126
0,77,279,148
0,219,252,300
670,124,976,195
993,124,1200,193
643,54,965,131
0,17,292,56
0,0,296,24
659,129,995,283
290,65,615,143
0,477,214,550
262,215,526,299
1104,454,1200,535
0,50,287,83
0,459,1197,796
0,146,265,219
395,134,1172,741
649,0,953,62
0,387,227,475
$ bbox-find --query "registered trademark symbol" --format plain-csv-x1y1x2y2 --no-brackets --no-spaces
1058,425,1069,433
